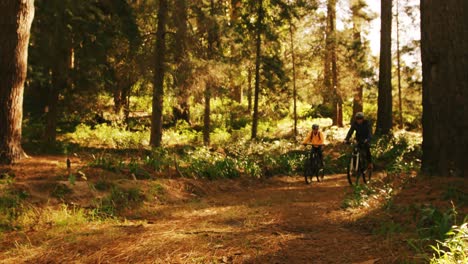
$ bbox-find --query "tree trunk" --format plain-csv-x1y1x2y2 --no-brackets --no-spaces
351,0,364,125
0,0,34,164
203,83,211,146
323,1,332,111
251,0,263,140
289,22,298,137
330,0,342,127
203,0,219,146
376,0,393,135
421,0,468,177
247,66,253,112
150,0,168,147
173,0,191,125
396,0,403,129
230,0,242,104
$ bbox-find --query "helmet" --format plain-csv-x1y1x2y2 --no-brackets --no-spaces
312,124,319,130
355,112,364,119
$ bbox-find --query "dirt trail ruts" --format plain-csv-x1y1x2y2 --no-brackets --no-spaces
1,157,409,264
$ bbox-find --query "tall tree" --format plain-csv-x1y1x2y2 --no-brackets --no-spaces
421,0,468,177
289,21,298,136
376,0,393,134
395,0,403,129
251,0,263,139
349,0,373,124
150,0,168,147
324,0,342,127
173,0,191,124
0,0,34,164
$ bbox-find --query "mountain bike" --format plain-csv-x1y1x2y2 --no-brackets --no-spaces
346,141,372,186
304,145,325,184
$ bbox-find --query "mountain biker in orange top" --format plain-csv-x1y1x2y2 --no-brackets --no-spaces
345,112,373,169
303,124,325,166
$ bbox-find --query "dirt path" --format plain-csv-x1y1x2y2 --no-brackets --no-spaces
1,159,411,264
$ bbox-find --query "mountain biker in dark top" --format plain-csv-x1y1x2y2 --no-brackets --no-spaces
345,112,373,169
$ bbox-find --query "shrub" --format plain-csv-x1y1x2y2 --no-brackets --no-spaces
430,221,468,264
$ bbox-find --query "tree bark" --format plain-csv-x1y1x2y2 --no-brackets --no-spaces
323,0,332,112
251,0,263,140
247,66,252,112
325,0,342,127
203,83,212,146
421,0,468,177
289,22,298,137
396,0,403,129
150,0,168,147
173,0,191,125
376,0,393,135
351,0,364,125
0,0,34,164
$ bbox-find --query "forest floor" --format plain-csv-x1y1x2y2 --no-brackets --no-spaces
0,155,467,263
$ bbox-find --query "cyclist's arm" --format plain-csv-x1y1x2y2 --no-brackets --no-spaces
316,131,325,146
302,132,312,145
345,124,355,142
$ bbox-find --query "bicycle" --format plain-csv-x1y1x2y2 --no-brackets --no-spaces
346,141,372,186
303,145,325,184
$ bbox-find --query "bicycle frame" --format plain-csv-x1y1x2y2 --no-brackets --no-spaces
347,142,370,185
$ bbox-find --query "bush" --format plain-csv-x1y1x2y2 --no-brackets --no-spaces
183,148,240,180
95,186,144,216
65,123,149,149
430,221,468,263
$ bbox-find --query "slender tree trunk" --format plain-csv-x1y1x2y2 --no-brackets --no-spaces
289,22,298,137
251,0,263,140
230,0,242,104
247,66,252,112
150,0,168,147
330,0,342,127
46,42,71,143
421,0,468,177
376,0,393,135
0,0,34,164
396,0,403,129
203,83,211,146
323,1,332,110
173,0,191,124
351,0,364,125
203,0,219,146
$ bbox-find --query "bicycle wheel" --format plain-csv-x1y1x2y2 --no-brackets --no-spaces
362,164,372,184
318,166,325,182
304,159,314,184
347,156,357,186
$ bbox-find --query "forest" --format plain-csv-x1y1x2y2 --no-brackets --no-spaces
0,0,467,263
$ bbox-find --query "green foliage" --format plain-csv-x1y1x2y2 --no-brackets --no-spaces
65,124,149,149
183,148,240,180
430,221,468,264
144,148,172,172
0,189,29,231
94,186,144,216
372,134,421,173
417,206,457,241
443,183,468,206
341,184,375,209
89,154,124,173
51,184,73,199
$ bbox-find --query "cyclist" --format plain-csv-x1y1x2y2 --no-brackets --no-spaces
345,112,373,169
302,124,325,166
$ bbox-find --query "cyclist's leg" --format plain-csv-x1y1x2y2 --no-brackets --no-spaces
317,146,324,166
365,143,373,168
